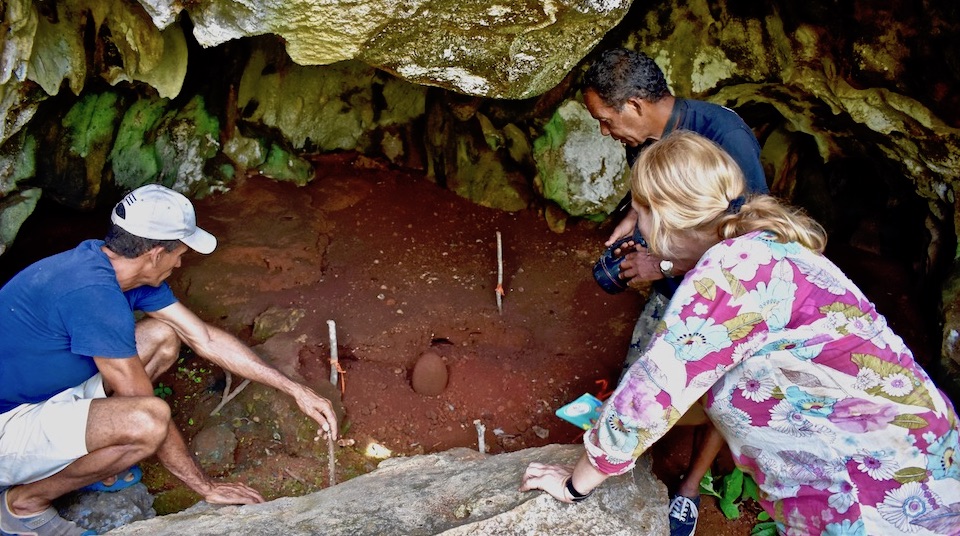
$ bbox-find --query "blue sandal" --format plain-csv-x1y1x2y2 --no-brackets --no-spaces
78,466,142,493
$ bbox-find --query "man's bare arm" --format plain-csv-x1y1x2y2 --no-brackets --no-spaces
146,302,338,438
94,356,265,504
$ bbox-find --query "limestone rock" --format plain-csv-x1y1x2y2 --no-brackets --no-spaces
60,484,156,535
0,130,35,195
626,0,960,208
110,94,225,198
253,333,311,383
0,0,41,149
252,306,307,342
32,92,121,209
26,2,84,96
153,95,221,195
1,0,36,93
0,187,40,256
190,423,238,475
237,45,425,153
180,0,632,99
533,100,629,218
109,97,169,192
104,22,188,100
22,1,186,100
425,98,533,212
0,81,42,151
106,444,669,535
133,0,180,29
221,128,266,171
256,143,313,186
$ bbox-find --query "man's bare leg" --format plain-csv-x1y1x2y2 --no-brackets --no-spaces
4,396,169,516
5,318,181,516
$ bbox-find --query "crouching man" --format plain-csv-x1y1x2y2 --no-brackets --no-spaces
0,184,337,536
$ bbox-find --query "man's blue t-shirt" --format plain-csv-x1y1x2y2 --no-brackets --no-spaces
0,240,177,414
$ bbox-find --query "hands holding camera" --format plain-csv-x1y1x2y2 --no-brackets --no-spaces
593,208,675,294
614,246,665,287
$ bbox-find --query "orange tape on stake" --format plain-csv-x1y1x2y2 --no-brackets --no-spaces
331,359,346,394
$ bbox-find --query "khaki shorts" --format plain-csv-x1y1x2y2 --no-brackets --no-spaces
0,375,105,486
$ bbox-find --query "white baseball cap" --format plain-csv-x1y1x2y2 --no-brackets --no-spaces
111,184,217,254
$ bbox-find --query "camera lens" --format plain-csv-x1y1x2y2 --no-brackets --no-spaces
593,247,628,294
592,228,647,294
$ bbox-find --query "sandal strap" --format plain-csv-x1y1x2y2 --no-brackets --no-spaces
19,506,59,529
2,491,92,536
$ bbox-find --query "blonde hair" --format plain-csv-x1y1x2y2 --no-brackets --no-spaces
631,131,826,258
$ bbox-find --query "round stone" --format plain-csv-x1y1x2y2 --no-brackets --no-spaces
411,351,448,396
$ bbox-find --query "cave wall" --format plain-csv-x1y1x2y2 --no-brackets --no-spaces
1,0,960,393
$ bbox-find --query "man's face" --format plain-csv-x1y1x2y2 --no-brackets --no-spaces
583,89,659,147
146,243,188,286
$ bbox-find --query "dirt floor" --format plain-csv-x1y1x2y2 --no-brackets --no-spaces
1,152,938,534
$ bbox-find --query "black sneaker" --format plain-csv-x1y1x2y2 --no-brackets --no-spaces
668,494,700,536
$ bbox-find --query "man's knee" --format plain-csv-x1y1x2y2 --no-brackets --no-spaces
135,318,181,375
132,397,172,445
89,397,171,450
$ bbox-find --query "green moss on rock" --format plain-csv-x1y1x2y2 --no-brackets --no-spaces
63,93,121,159
449,134,529,212
0,187,41,255
533,100,628,218
258,144,313,186
0,132,37,195
59,92,123,205
154,95,221,194
110,97,169,191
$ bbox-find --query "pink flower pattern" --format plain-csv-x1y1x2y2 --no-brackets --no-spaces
585,232,960,535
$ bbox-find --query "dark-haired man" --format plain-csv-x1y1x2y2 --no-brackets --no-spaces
0,184,337,536
583,48,768,536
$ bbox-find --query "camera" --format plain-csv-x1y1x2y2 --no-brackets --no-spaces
593,227,648,294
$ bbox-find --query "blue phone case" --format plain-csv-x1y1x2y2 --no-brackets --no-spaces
555,393,603,430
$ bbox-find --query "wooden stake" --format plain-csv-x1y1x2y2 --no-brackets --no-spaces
495,231,504,314
327,433,337,486
327,320,339,386
474,419,486,454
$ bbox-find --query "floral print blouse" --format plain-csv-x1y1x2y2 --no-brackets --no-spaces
585,231,960,535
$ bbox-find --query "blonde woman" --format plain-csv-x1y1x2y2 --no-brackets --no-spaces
521,131,960,535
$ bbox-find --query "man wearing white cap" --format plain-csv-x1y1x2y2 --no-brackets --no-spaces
0,184,338,536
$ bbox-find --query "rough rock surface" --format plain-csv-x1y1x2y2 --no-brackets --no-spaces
106,444,668,536
533,100,630,218
60,484,156,535
0,187,38,255
141,0,631,99
236,47,426,153
190,424,239,475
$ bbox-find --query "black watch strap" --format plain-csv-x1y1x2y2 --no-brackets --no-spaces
565,477,593,502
